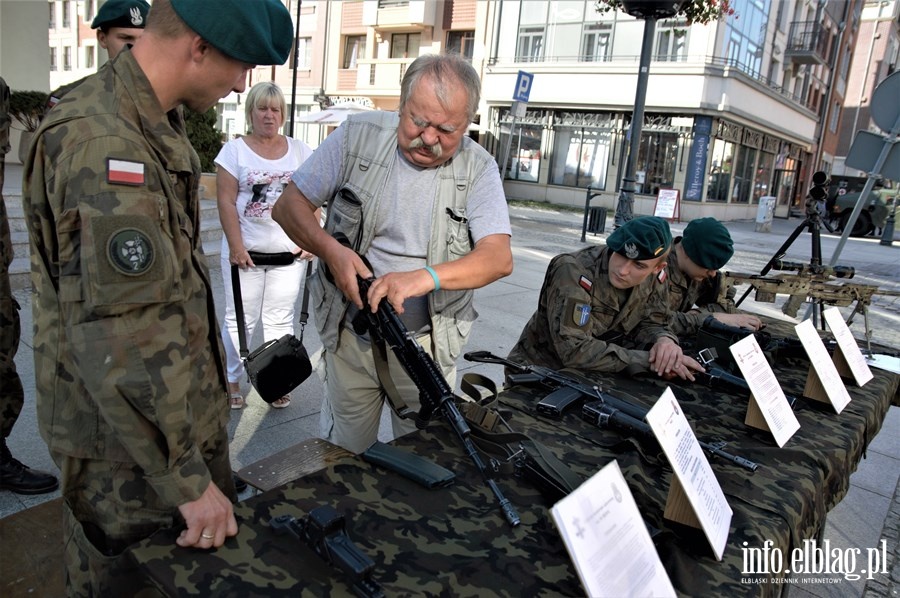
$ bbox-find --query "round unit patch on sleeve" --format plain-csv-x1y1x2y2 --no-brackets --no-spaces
107,228,155,275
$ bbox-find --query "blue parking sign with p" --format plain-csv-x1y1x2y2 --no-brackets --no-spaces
513,71,533,103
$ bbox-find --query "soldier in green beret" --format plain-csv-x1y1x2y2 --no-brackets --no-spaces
665,217,765,337
46,0,151,113
23,0,292,594
509,217,704,379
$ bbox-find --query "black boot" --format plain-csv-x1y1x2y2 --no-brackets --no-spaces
0,441,59,495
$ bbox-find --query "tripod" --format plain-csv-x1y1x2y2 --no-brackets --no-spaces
736,180,829,327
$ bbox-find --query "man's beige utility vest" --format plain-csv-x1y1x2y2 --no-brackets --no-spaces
310,111,493,368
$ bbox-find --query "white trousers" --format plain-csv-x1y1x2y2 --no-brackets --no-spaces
220,255,306,384
318,326,457,454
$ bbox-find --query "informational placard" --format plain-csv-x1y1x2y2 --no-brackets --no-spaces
729,334,800,447
646,389,732,561
795,319,852,413
551,460,676,597
653,188,680,221
823,307,874,386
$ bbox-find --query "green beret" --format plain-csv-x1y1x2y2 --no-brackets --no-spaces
607,217,672,261
171,0,293,65
682,217,734,269
91,0,149,30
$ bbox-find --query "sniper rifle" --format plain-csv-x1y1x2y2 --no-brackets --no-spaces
464,351,758,472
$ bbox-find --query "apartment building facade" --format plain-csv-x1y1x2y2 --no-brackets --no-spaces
14,0,894,221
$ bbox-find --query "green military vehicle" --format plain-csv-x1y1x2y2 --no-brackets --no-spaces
825,176,898,237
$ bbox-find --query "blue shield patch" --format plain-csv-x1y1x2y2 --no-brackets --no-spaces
572,302,591,327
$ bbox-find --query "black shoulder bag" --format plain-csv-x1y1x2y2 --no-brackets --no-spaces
231,254,313,403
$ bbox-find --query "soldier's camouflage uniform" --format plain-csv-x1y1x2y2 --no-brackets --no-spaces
508,245,676,373
1,76,25,443
666,238,736,337
22,51,235,596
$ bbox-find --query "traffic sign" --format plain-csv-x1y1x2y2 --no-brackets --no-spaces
846,131,900,179
513,71,533,103
870,71,900,134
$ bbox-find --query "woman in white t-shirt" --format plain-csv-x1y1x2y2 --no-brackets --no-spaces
216,81,315,409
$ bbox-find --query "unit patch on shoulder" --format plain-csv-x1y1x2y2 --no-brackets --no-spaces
572,302,591,327
108,228,154,275
578,275,593,292
107,158,145,186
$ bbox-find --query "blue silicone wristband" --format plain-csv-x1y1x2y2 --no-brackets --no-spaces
424,266,440,291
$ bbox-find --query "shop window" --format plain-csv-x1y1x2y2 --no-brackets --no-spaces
707,139,735,202
550,127,610,189
635,131,679,195
732,146,758,203
753,152,775,203
500,123,544,183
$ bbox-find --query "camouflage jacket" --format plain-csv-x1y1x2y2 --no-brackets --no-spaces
508,245,675,373
666,240,737,337
22,51,229,507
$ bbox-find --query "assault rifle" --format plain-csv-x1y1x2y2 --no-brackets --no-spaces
464,351,759,472
690,347,801,410
270,506,384,598
694,316,836,371
355,276,520,527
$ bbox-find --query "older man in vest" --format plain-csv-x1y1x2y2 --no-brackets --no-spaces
274,54,513,454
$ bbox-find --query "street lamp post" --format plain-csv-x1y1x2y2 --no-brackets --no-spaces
614,17,657,228
612,0,685,228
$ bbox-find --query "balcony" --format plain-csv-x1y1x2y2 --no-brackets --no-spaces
362,0,437,32
784,20,829,66
352,58,416,96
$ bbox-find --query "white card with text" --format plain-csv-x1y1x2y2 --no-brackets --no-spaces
729,334,800,447
823,306,874,386
551,460,676,597
646,388,732,561
795,318,852,413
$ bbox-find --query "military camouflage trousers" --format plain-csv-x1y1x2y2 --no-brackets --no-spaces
57,427,236,597
0,292,23,440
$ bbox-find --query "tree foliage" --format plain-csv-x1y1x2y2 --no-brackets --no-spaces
595,0,736,24
9,90,48,132
184,107,222,173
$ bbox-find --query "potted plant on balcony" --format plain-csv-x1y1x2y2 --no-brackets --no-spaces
9,90,48,163
594,0,736,23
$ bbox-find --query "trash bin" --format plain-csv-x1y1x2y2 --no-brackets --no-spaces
587,206,607,234
755,196,775,232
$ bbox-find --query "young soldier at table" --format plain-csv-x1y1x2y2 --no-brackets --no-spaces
665,217,764,336
508,217,703,379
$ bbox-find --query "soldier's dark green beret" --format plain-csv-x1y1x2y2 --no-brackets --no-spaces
91,0,150,30
682,217,734,269
170,0,293,65
606,217,672,261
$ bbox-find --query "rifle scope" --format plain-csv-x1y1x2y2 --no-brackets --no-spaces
771,259,855,279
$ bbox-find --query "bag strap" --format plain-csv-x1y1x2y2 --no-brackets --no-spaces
298,260,313,343
231,265,250,359
231,261,314,356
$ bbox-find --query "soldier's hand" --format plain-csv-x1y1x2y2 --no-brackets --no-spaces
648,337,683,377
714,312,765,331
176,482,239,549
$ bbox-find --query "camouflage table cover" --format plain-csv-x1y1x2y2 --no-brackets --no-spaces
128,319,897,597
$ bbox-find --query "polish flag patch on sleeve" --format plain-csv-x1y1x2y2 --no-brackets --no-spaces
107,158,145,186
578,275,592,292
